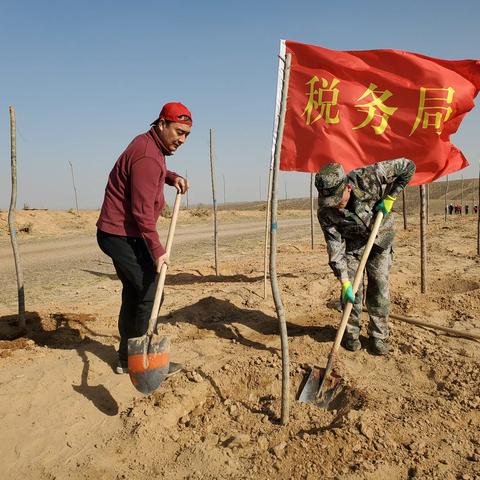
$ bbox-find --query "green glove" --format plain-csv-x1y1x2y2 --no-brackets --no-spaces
341,281,355,304
375,195,396,216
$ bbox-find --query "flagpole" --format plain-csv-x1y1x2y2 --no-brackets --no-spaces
209,129,219,276
402,189,407,230
420,185,427,293
444,175,449,221
269,52,291,425
310,173,314,249
263,41,285,300
263,166,273,298
477,162,480,255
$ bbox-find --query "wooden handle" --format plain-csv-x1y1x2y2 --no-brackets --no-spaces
389,312,480,341
147,192,183,334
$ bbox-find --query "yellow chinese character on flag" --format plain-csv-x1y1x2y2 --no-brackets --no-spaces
353,83,398,135
303,76,340,125
410,87,455,135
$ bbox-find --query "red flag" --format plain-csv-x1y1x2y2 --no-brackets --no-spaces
279,40,480,184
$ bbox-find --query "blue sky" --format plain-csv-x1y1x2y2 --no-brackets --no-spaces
0,0,479,209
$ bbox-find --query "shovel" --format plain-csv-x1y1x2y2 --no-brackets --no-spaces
299,211,384,408
128,192,182,395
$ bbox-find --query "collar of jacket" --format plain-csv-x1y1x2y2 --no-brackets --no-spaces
148,126,170,156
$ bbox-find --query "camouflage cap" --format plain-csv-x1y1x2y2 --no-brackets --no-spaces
315,163,347,208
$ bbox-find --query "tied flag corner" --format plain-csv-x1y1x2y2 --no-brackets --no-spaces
279,40,480,184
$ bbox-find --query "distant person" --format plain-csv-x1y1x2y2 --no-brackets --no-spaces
315,159,415,355
448,204,454,215
465,205,469,215
96,102,192,374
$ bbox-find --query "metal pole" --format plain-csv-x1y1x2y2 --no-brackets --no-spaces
223,173,226,205
310,173,314,249
259,176,261,202
461,174,464,215
209,129,219,275
420,185,427,293
8,106,25,331
444,175,449,221
68,161,79,214
402,189,407,230
426,183,429,224
185,170,189,209
472,179,475,215
269,53,291,425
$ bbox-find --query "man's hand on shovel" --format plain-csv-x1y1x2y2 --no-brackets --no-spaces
174,176,189,194
375,194,396,216
155,253,170,273
341,280,356,305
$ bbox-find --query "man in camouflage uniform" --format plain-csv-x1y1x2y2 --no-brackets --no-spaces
315,159,415,355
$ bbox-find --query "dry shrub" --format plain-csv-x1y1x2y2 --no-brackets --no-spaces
189,208,211,218
162,204,173,218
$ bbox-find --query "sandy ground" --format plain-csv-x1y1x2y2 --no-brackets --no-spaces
0,208,479,480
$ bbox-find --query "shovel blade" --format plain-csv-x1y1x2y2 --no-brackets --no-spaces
128,334,170,395
298,366,322,403
298,366,343,409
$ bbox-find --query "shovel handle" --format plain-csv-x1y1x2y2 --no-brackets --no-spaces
324,211,385,372
147,192,183,335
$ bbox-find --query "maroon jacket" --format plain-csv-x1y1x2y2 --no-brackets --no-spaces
97,127,179,260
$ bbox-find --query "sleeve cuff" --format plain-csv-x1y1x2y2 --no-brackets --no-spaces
165,171,180,186
150,243,166,261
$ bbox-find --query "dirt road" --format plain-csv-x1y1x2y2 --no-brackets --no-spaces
0,217,310,309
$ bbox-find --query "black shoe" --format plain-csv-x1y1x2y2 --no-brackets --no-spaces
341,337,361,352
370,338,390,355
115,361,128,375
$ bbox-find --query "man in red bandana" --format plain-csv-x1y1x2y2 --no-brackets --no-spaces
97,102,192,374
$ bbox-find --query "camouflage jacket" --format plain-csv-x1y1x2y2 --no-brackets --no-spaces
317,159,415,280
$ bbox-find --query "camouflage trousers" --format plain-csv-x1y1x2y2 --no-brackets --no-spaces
345,244,392,340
